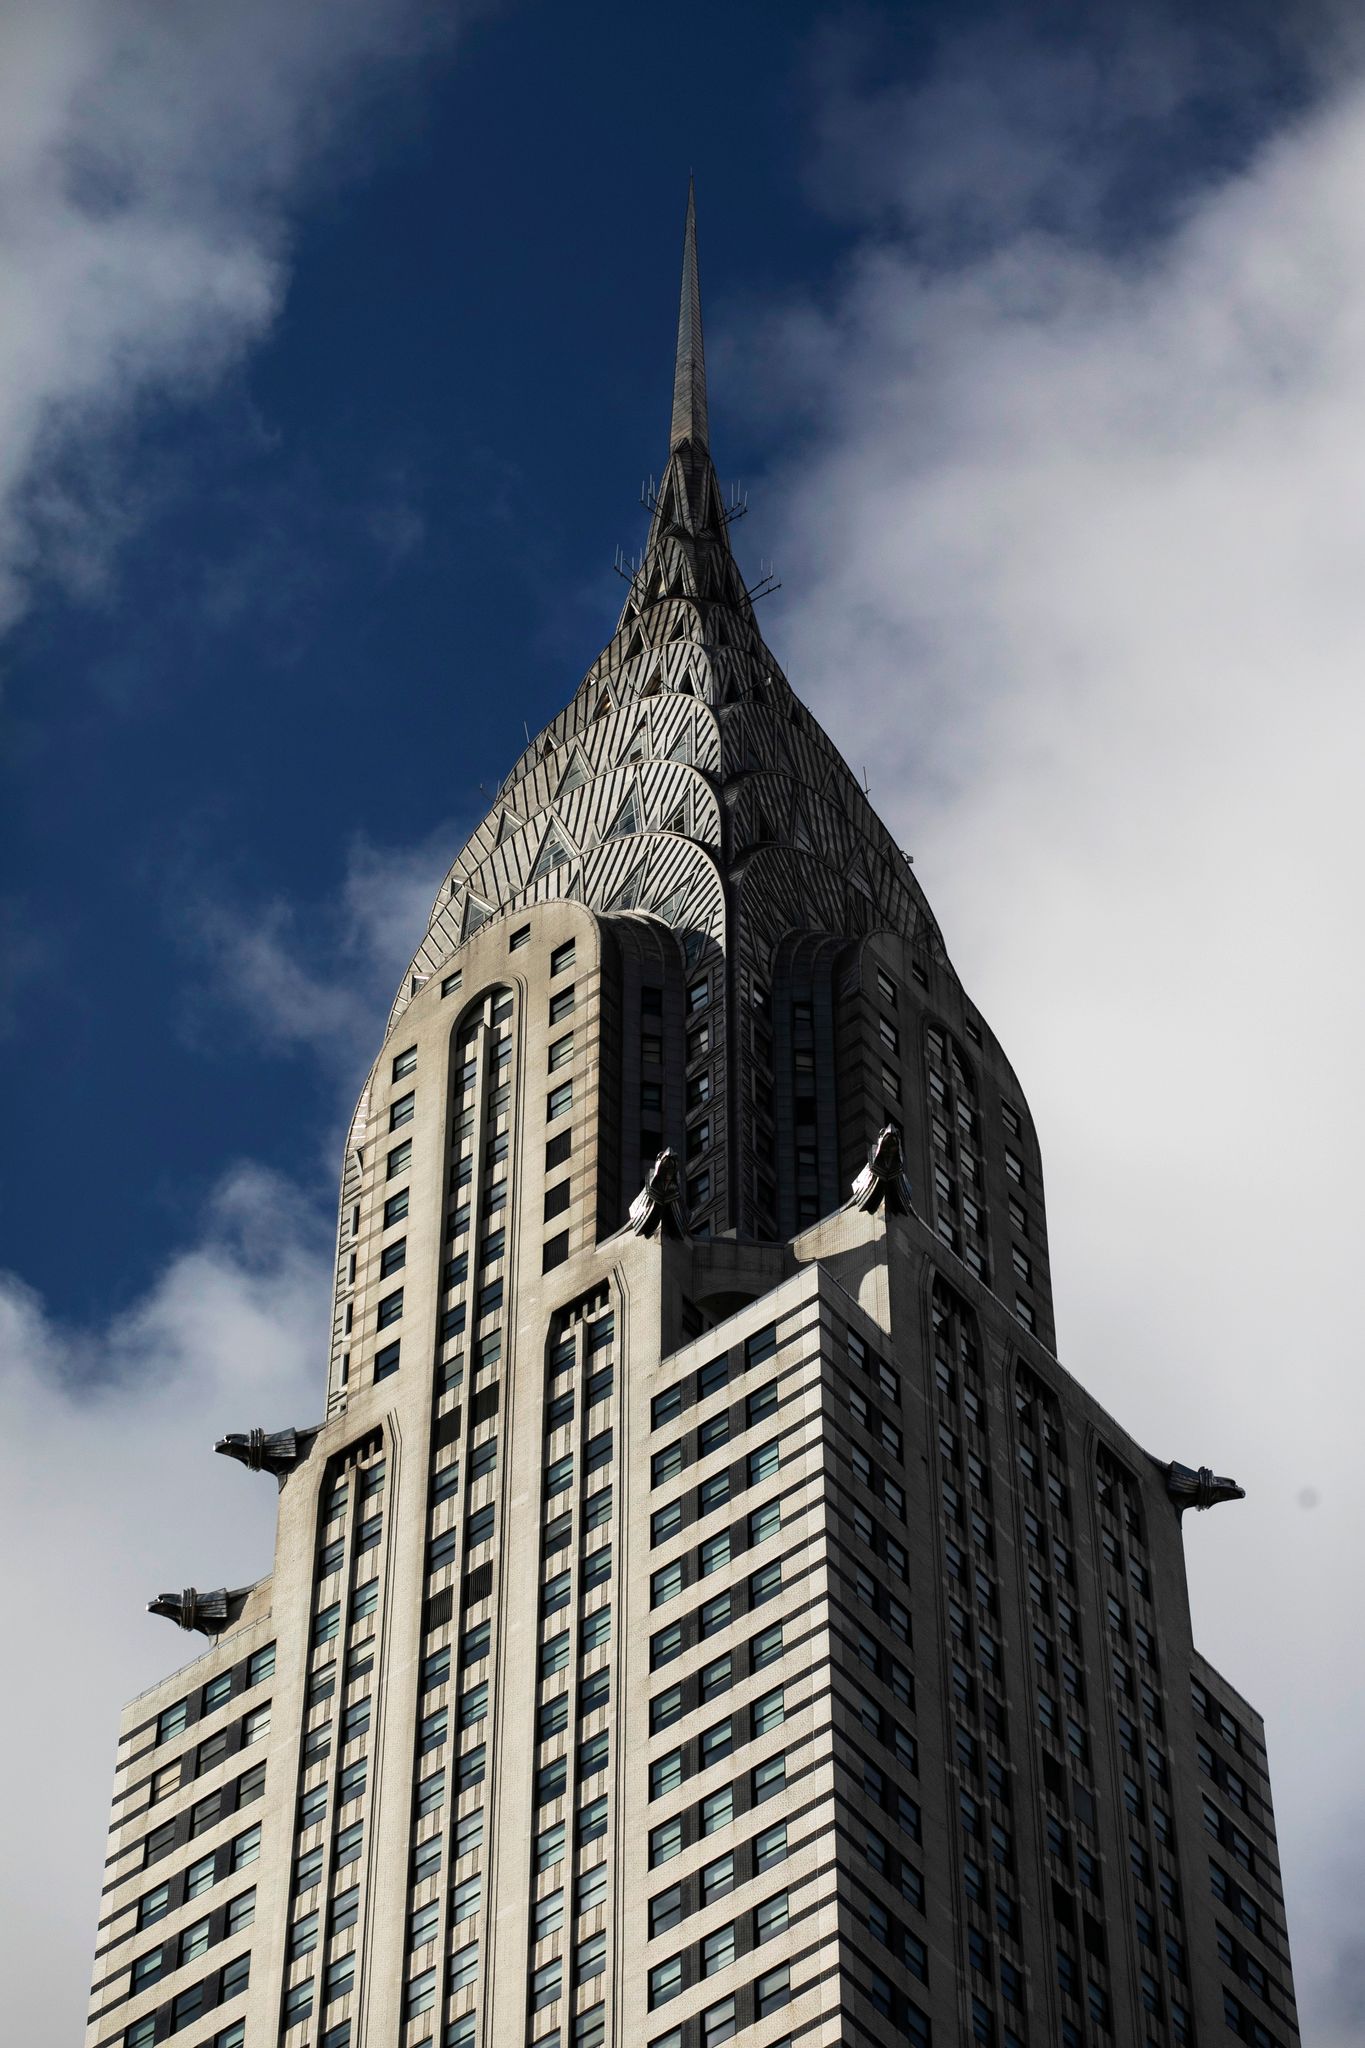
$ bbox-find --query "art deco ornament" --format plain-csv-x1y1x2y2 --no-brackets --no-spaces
147,1587,253,1636
1164,1462,1246,1514
851,1124,913,1216
215,1425,319,1484
629,1147,689,1238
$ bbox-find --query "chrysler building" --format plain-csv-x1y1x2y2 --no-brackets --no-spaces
87,188,1299,2048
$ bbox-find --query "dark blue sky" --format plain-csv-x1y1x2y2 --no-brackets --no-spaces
0,0,1308,1325
1,0,822,1319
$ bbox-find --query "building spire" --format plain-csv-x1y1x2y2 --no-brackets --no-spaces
669,178,709,453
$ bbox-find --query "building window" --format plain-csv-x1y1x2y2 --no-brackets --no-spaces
755,1965,791,2017
701,2000,736,2048
649,1957,683,2008
755,1820,787,1871
542,1230,570,1273
650,1882,684,1935
702,1923,736,1976
548,1081,573,1120
651,1624,682,1669
649,1816,684,1867
753,1756,785,1802
752,1689,786,1736
701,1786,734,1835
156,1700,189,1745
651,1562,684,1608
755,1892,789,1942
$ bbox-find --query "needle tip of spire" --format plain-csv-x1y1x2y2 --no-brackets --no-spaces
670,181,708,454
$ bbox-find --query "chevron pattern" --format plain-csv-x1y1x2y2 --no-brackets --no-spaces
372,202,945,1238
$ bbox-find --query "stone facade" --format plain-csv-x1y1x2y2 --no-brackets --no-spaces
87,189,1299,2048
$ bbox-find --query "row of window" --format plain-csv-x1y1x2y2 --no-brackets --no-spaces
650,1325,777,1430
1223,1986,1290,2048
144,1703,270,1811
122,1954,249,2045
142,1762,265,1870
648,1818,789,1938
286,1442,390,2034
649,1497,782,1609
129,1891,254,1996
649,1962,791,2048
1191,1676,1256,1765
132,1823,261,1937
647,1888,791,2008
649,1686,788,1801
648,1743,789,1870
651,1381,781,1491
847,1935,931,2047
649,1621,784,1732
935,1290,1078,2044
152,1645,275,1749
516,1299,623,2038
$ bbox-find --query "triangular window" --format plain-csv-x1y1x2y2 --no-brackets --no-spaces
605,863,647,912
639,667,662,698
495,809,522,845
666,727,692,765
668,615,689,642
604,789,641,840
461,896,493,940
592,689,615,722
530,822,574,882
555,749,591,799
663,801,689,836
651,884,691,927
625,628,646,660
624,721,649,764
539,736,557,760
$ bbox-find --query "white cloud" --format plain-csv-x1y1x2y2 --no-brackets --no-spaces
181,823,459,1074
762,27,1365,2039
0,1164,330,2041
0,0,464,632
